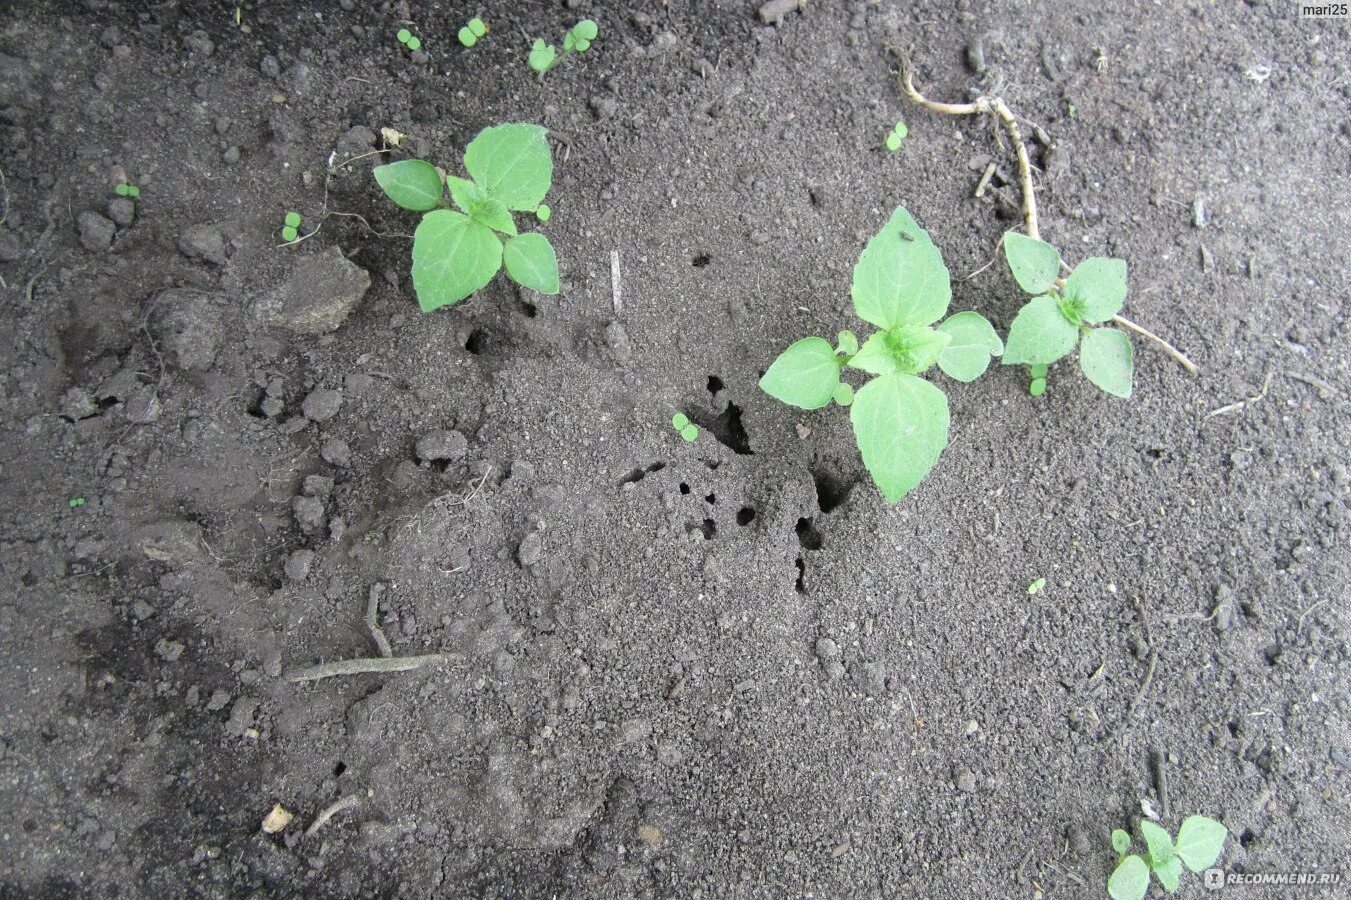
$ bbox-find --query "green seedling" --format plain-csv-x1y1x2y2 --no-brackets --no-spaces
759,207,1003,502
372,123,559,312
535,203,551,222
114,182,140,198
396,28,422,52
1001,232,1134,398
280,210,302,242
884,120,908,152
1028,362,1048,396
672,412,699,443
1026,577,1046,595
68,496,86,508
1107,816,1227,900
529,19,599,75
458,17,487,47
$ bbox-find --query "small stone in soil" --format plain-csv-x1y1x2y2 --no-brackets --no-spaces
301,387,342,422
517,532,544,567
178,224,229,266
320,439,352,467
283,549,314,581
77,212,116,252
292,496,326,534
106,197,135,227
416,429,467,464
253,247,371,334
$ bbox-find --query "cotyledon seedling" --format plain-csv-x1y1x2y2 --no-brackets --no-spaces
1107,815,1227,900
759,206,1003,502
529,19,599,75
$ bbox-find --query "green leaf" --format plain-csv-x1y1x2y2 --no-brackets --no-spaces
574,19,599,41
446,176,485,215
411,210,503,312
884,131,903,152
851,206,951,330
936,311,1003,382
850,374,950,503
373,159,444,212
760,337,841,410
1066,257,1127,323
1003,232,1061,294
1107,855,1150,900
848,325,950,376
1028,377,1047,396
1029,363,1049,378
1111,829,1132,855
406,36,421,51
672,413,689,430
1140,821,1175,866
1174,816,1227,873
680,424,699,442
397,28,411,43
467,196,518,236
836,330,858,357
535,204,551,222
280,225,298,242
1079,327,1134,398
833,383,854,406
458,27,477,47
502,232,559,294
529,41,557,73
463,124,552,211
468,17,487,37
1002,295,1080,366
1154,856,1182,893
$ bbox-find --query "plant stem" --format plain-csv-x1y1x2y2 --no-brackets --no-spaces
897,52,1197,373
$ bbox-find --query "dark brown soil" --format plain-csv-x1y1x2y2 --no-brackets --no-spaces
1,1,1348,897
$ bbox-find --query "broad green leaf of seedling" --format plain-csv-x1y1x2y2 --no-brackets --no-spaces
1079,327,1134,398
1111,829,1132,855
850,374,949,502
1065,257,1127,322
463,124,552,211
835,330,858,357
406,35,422,51
1174,816,1227,873
374,159,444,211
884,121,908,152
833,383,854,406
759,337,841,410
535,203,552,222
529,39,557,73
1107,855,1149,900
502,233,559,294
1002,294,1079,366
1139,821,1174,867
936,311,1003,382
1027,577,1045,594
410,211,502,311
1003,232,1061,294
851,207,951,330
672,412,699,442
397,28,412,43
848,325,950,377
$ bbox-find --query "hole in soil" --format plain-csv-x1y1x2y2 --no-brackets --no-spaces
692,253,711,268
808,186,824,208
333,761,347,777
519,299,537,318
811,468,857,514
1262,643,1282,666
245,387,270,419
1144,447,1165,460
687,518,716,540
706,375,724,396
678,482,690,495
1239,829,1256,849
1226,719,1242,740
619,462,666,485
736,507,756,526
796,517,823,551
705,493,716,504
705,460,721,470
794,556,806,593
464,328,491,355
690,402,752,455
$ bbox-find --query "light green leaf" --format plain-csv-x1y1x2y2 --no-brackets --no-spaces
463,124,553,211
467,196,518,236
680,424,699,442
836,330,858,357
1107,855,1150,900
1174,816,1227,873
1140,821,1175,866
446,175,485,214
1111,829,1132,855
672,413,689,430
574,19,599,41
850,373,950,503
1066,257,1127,323
759,337,841,410
1154,856,1182,893
1002,295,1080,366
1079,327,1134,398
848,325,950,376
373,159,444,212
833,383,854,406
502,232,559,294
851,206,951,330
936,311,1004,382
1003,231,1061,294
529,41,557,73
411,210,503,312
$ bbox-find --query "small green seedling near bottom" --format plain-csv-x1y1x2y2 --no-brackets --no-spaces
1026,577,1046,595
114,182,140,198
68,496,86,508
280,210,302,242
535,203,551,222
1107,816,1227,900
529,19,599,75
884,120,908,152
672,412,700,442
458,17,487,47
1001,231,1134,398
396,28,422,52
372,123,560,312
759,206,1003,502
1028,362,1049,396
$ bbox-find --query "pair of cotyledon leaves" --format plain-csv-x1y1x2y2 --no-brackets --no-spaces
1002,231,1134,398
373,124,559,312
759,207,1005,503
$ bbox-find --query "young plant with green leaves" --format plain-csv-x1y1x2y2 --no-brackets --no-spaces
458,17,487,47
280,210,302,242
671,412,699,443
759,207,1003,502
114,181,140,198
1001,232,1134,398
883,120,908,152
1107,816,1227,900
395,28,422,52
529,19,599,75
372,123,560,312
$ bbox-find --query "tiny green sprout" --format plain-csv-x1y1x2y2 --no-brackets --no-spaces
281,211,301,242
535,203,551,222
284,211,301,228
672,412,699,442
884,121,908,152
1001,232,1134,398
530,19,599,76
458,27,476,47
281,225,298,241
1027,577,1046,595
68,496,86,508
407,35,422,51
468,18,487,37
1106,815,1227,900
373,123,560,312
760,207,1003,502
114,182,140,198
1029,362,1048,396
397,28,412,44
